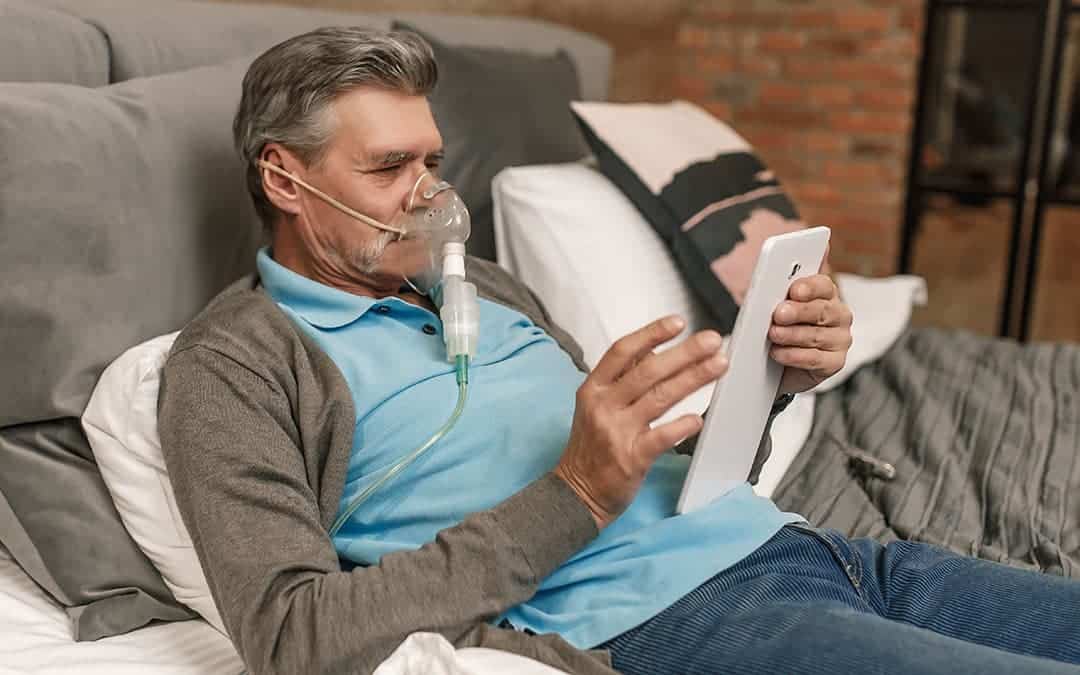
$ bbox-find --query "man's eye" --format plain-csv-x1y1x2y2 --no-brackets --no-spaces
375,165,401,174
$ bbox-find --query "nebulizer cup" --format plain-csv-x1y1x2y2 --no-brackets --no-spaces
394,172,479,363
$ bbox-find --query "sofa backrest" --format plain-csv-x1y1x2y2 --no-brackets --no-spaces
0,0,110,86
33,0,612,100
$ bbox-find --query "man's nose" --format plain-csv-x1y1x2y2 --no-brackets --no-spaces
401,168,436,212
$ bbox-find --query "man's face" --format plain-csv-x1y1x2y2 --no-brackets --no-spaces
274,87,445,294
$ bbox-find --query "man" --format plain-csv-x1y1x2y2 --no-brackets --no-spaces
158,27,1080,675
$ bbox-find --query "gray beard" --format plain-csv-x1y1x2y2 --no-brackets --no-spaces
335,230,397,276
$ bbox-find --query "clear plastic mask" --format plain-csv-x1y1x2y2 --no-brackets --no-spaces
394,172,472,296
255,161,470,295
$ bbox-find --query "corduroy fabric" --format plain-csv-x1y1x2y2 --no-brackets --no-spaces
775,327,1080,578
603,524,1080,674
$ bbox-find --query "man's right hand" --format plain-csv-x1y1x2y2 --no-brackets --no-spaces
554,316,728,530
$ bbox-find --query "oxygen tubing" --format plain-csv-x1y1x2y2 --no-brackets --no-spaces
328,355,470,538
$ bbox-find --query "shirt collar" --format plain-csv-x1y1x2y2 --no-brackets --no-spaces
256,247,377,329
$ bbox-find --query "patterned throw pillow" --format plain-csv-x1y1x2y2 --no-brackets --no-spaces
570,100,805,332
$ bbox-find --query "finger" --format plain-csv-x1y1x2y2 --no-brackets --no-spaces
591,315,686,384
614,330,724,405
768,324,853,352
770,346,845,375
773,298,852,327
630,352,728,423
786,274,837,303
635,414,704,460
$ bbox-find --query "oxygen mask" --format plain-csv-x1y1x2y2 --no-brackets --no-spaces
393,172,472,297
395,172,478,362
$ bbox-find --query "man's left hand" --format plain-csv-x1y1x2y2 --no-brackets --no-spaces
768,274,853,395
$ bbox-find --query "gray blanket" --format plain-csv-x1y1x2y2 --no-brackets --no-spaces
774,327,1080,577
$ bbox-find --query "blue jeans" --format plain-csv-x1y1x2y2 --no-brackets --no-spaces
601,524,1080,674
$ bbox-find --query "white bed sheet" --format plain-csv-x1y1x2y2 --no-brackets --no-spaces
0,544,243,675
0,543,567,675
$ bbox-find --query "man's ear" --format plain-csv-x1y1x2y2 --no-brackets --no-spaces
259,144,303,217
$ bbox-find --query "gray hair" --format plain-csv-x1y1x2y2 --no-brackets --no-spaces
233,27,438,230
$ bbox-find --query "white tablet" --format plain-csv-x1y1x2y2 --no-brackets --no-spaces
677,226,831,514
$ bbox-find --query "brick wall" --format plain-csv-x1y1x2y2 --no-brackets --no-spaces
676,1,925,276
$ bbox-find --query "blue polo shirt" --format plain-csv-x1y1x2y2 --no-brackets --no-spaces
257,248,801,649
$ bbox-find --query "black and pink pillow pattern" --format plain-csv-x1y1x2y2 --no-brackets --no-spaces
570,100,805,333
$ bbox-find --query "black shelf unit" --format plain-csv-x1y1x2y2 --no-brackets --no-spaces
898,0,1076,340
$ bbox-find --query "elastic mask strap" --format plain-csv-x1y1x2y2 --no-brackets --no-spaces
406,171,430,213
406,172,454,208
257,159,406,236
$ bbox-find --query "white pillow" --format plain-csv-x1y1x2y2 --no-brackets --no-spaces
80,331,226,634
493,161,717,425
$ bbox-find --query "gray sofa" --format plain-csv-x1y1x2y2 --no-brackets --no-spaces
0,0,611,642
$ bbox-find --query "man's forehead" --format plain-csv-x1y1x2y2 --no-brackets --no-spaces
328,87,442,163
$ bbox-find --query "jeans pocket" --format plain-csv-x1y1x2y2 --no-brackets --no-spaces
787,523,864,594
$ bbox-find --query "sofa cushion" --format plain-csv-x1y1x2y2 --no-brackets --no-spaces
0,419,196,640
0,0,109,85
39,0,389,82
0,58,262,427
0,56,262,639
